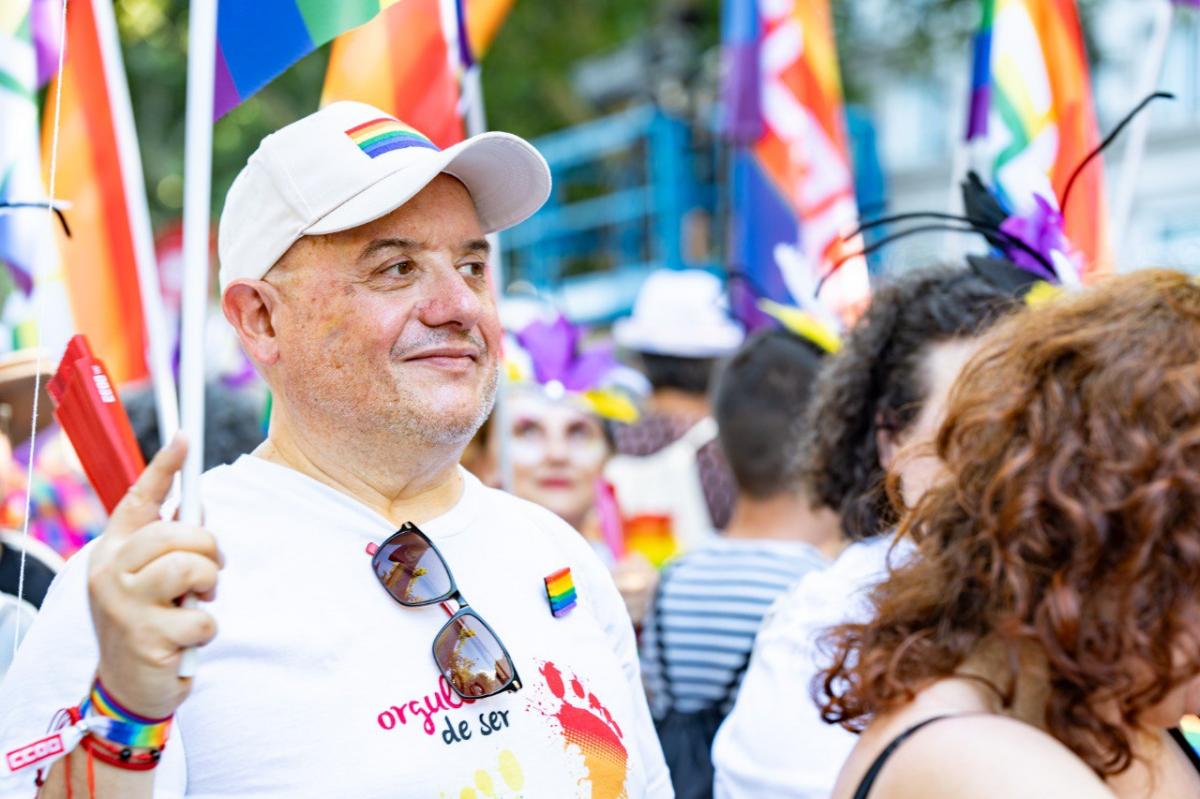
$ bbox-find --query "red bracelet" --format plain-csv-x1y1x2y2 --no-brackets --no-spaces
79,735,163,772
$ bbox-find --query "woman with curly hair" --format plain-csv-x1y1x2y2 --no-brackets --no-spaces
712,266,1017,799
820,269,1200,798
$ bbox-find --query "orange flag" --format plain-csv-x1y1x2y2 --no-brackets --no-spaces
322,0,515,147
42,0,148,384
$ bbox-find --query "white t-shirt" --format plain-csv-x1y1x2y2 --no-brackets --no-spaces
711,534,909,799
0,456,671,799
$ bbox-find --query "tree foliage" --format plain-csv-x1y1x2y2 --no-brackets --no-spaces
108,0,1102,228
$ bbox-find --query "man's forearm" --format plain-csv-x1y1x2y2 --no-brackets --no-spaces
36,748,156,799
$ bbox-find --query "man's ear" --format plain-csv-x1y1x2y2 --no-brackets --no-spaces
222,279,281,366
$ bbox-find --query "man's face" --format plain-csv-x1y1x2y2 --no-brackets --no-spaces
265,174,501,448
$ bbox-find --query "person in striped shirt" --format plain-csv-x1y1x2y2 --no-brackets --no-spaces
640,328,841,796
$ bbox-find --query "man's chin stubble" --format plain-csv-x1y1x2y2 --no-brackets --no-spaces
389,363,498,447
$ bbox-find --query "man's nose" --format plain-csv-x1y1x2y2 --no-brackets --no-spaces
415,261,484,329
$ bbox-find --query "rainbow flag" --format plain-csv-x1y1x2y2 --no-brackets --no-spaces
543,567,577,618
721,0,869,330
965,0,1109,275
0,0,74,355
323,0,462,147
215,0,395,119
321,0,515,148
41,0,148,384
463,0,514,57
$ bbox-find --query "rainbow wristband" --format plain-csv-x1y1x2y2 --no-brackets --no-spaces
78,678,173,750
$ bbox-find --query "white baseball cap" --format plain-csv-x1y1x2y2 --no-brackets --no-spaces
217,101,551,291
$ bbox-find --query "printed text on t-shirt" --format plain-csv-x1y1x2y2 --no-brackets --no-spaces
375,675,513,746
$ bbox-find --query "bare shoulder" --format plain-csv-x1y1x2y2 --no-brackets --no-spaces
841,714,1116,799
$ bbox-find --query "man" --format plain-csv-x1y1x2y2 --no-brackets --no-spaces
0,102,671,798
638,328,839,798
606,269,742,560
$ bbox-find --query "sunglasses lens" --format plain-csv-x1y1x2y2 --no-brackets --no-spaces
372,532,452,605
434,612,516,699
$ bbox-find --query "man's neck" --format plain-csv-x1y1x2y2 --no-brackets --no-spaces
648,388,710,422
256,413,466,526
722,490,846,559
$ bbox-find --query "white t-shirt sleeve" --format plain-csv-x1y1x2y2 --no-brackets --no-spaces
526,504,674,799
0,544,188,799
711,583,857,799
712,536,907,799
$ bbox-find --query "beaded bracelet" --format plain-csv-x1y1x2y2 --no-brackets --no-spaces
78,678,173,753
80,735,162,772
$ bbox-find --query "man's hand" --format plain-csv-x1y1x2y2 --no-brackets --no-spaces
613,553,657,627
87,435,221,718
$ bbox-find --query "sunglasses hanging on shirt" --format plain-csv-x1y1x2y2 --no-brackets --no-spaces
367,523,522,701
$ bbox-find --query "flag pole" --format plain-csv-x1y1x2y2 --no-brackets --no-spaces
466,64,513,492
446,0,514,491
91,0,179,447
950,0,994,260
1111,0,1174,263
177,0,218,677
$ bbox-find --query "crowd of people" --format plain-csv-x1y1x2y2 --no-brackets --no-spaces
0,102,1199,799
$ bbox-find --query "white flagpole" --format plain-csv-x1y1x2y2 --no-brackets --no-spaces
177,0,218,678
1111,0,1175,263
91,0,179,446
443,0,515,491
463,64,514,492
461,66,502,285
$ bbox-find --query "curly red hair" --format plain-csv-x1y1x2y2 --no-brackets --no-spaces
818,270,1200,777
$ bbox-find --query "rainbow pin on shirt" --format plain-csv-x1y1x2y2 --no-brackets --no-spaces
544,568,577,618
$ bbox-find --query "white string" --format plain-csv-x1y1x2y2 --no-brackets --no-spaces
13,0,70,654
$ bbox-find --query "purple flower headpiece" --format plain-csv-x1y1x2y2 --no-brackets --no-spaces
509,314,639,422
514,314,620,394
820,92,1175,293
998,194,1078,283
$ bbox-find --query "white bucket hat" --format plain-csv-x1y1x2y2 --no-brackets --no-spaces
217,101,551,291
613,269,745,358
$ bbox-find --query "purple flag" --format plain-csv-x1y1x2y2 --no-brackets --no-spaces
30,0,64,87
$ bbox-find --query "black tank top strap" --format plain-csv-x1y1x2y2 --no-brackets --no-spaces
854,720,1199,798
851,714,966,799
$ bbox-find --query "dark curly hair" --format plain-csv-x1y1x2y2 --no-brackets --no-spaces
818,269,1200,777
799,266,1016,540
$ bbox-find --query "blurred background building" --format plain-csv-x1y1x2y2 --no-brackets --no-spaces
83,0,1200,326
485,0,1200,320
11,0,1200,332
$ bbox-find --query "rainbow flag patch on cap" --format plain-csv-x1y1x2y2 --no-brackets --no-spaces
345,117,439,158
544,567,577,618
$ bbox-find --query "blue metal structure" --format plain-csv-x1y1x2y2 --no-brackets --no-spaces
499,105,720,324
500,103,886,323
